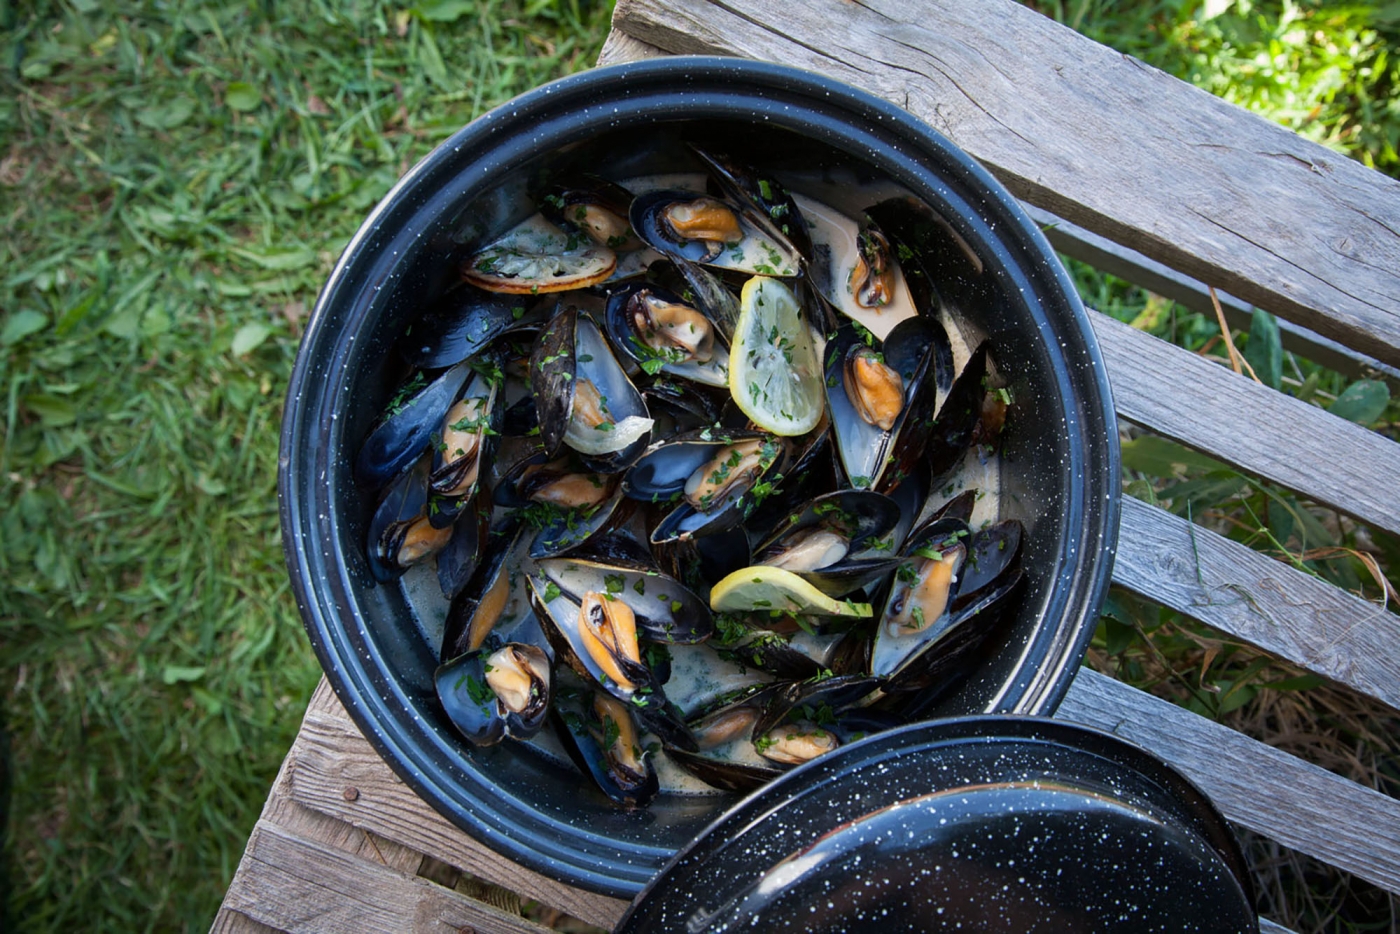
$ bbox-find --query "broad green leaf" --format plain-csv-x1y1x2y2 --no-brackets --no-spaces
1121,435,1228,476
2,309,48,345
225,81,262,112
162,665,206,685
1244,308,1282,390
136,96,195,130
229,246,316,270
1329,379,1389,426
102,307,143,339
23,394,77,427
412,0,476,21
231,322,272,356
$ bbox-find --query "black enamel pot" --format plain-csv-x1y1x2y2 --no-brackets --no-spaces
279,57,1120,898
618,718,1258,932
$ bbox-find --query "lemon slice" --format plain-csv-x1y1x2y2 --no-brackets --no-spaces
710,566,872,617
728,276,823,436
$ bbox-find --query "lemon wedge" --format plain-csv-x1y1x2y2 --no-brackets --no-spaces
710,566,872,617
728,276,823,436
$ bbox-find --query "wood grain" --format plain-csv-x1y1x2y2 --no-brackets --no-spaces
1112,496,1400,712
223,820,555,934
1058,669,1400,895
609,0,1400,368
282,686,629,932
209,910,284,934
1091,312,1400,538
1024,204,1400,384
597,26,668,66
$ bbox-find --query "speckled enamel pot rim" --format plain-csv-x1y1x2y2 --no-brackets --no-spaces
617,716,1257,932
279,56,1121,899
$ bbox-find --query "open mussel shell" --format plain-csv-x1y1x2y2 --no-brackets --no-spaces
643,378,722,438
399,284,533,369
870,515,1025,686
440,517,533,662
604,281,730,388
750,673,884,739
427,363,504,527
752,490,902,597
366,458,452,583
553,679,660,810
530,307,654,472
527,576,697,751
356,362,471,490
825,317,950,493
630,189,801,277
919,342,990,486
435,642,551,747
537,546,713,645
461,214,616,295
528,481,630,560
689,144,814,266
629,430,791,544
538,175,639,248
435,489,492,601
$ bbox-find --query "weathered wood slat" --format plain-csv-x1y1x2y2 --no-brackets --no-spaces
1024,204,1400,384
609,0,1400,368
1112,496,1400,712
1091,311,1400,537
209,910,283,934
223,820,554,934
283,686,629,932
1057,668,1400,896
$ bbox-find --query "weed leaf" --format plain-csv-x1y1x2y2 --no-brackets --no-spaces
225,81,263,112
231,323,272,356
136,97,195,129
2,309,48,345
162,666,207,685
1329,379,1389,425
1244,308,1282,390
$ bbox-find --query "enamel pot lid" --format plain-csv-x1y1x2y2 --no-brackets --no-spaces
618,716,1258,933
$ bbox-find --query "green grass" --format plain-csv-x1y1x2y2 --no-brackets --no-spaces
3,0,1398,931
0,1,610,930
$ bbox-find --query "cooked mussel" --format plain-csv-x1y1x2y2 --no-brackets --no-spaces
529,577,697,751
357,362,471,490
553,679,659,809
631,189,801,277
366,459,452,583
530,307,653,471
435,641,550,746
605,282,729,387
537,540,714,644
462,214,616,294
752,490,902,597
870,515,1024,683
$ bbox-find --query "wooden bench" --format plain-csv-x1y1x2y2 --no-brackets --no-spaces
212,2,1400,930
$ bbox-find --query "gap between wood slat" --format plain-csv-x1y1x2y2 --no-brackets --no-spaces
1024,204,1400,385
1090,311,1400,538
1058,669,1400,896
1112,496,1400,712
610,0,1400,367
